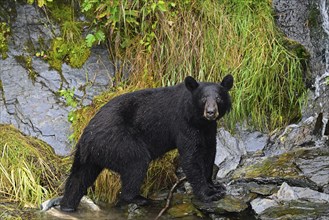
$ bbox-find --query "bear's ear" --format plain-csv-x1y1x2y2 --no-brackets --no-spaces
185,76,199,92
221,74,234,90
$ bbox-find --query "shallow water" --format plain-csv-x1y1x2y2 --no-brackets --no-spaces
36,206,202,220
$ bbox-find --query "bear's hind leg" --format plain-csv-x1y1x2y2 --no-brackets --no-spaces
119,159,150,206
60,163,102,212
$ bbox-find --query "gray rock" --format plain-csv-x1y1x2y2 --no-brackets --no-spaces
250,198,278,215
277,182,329,203
0,2,114,155
295,147,329,188
271,0,329,155
240,130,269,153
251,182,329,219
215,128,246,178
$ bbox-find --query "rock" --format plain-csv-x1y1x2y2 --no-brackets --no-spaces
193,195,249,214
295,147,329,188
277,182,329,203
276,182,298,201
240,130,269,153
231,147,322,190
271,0,329,153
215,128,246,178
251,182,329,219
243,182,278,196
0,2,114,155
127,203,145,220
250,198,279,215
168,203,203,218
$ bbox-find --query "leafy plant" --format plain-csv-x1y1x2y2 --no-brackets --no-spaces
27,0,53,7
0,22,10,59
48,37,90,71
81,0,174,51
59,88,79,123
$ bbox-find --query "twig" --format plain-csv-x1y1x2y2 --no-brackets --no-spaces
154,177,187,220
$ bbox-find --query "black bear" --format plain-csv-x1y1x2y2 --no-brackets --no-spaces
60,74,234,212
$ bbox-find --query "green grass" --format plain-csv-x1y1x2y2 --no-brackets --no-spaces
0,125,68,207
91,0,307,131
11,0,308,206
67,0,308,204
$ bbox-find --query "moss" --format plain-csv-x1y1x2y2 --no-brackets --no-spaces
48,37,90,71
0,22,10,59
47,0,75,23
308,3,320,28
68,39,90,68
168,202,203,218
232,149,306,179
14,55,38,83
0,124,69,207
262,200,329,219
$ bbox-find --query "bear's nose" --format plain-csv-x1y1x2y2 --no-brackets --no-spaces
206,110,215,116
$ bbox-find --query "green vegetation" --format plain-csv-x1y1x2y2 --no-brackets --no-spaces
67,0,308,202
27,0,91,71
0,22,10,59
7,0,308,207
28,0,307,130
80,0,307,131
27,0,53,7
0,125,67,207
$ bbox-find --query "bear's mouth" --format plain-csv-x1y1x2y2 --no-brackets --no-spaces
204,111,219,121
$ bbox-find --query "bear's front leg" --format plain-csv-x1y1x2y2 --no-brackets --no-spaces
203,134,226,196
178,143,224,202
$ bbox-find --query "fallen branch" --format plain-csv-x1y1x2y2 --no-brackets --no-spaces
154,177,187,220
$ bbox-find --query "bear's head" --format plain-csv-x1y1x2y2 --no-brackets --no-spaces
185,74,233,121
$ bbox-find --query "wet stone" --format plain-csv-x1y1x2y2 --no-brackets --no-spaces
193,195,249,214
251,182,329,219
295,147,329,188
168,203,203,218
244,182,278,196
215,128,246,178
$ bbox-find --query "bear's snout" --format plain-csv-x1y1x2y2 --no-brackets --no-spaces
204,99,219,121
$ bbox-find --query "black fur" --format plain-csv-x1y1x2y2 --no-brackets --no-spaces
60,75,233,211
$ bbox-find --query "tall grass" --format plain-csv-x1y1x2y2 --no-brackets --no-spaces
103,0,306,131
0,125,67,207
66,0,308,204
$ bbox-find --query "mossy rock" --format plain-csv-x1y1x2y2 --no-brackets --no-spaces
168,202,204,218
193,195,249,214
260,200,329,219
232,149,307,180
0,22,10,59
48,37,90,71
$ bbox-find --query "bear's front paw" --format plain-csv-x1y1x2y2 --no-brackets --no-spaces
209,181,226,193
196,186,225,202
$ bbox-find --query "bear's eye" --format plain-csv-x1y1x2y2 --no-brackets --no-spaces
201,97,207,103
216,97,221,102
